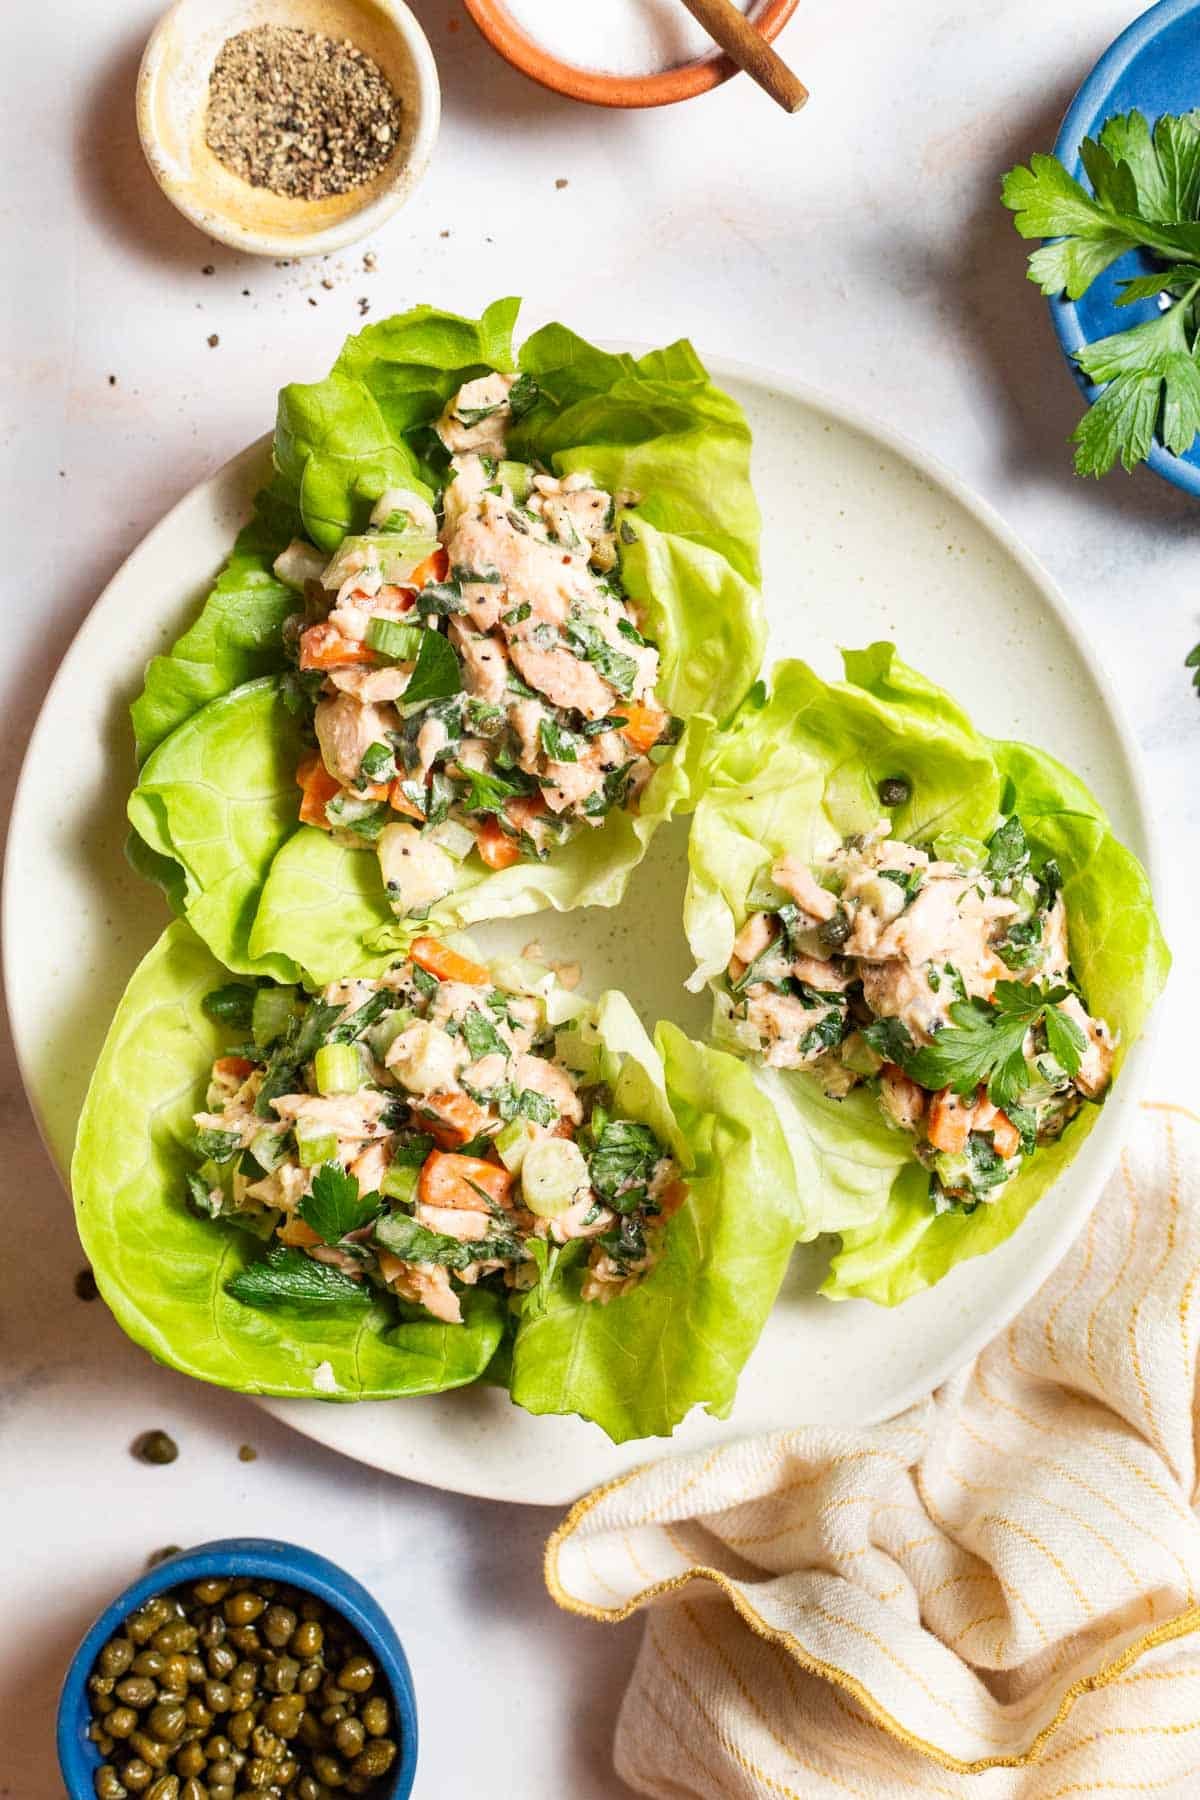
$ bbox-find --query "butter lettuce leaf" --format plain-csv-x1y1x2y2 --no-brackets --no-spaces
685,645,1168,1296
509,1016,802,1442
70,922,505,1399
126,301,763,975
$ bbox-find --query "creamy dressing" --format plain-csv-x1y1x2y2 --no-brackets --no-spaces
504,0,755,77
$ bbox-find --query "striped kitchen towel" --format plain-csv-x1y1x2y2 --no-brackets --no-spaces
547,1104,1200,1797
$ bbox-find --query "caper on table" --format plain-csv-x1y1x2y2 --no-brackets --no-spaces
86,1577,399,1798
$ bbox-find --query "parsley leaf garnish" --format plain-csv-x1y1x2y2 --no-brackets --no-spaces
460,1005,509,1063
226,1244,371,1309
902,981,1086,1110
298,1164,382,1244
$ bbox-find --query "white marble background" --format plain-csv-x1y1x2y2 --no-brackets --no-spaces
2,1,1197,1794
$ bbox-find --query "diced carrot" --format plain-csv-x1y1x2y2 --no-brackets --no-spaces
389,778,426,822
420,1089,494,1148
296,754,342,830
976,1099,1021,1160
927,1087,974,1155
658,1178,690,1220
551,1114,577,1141
277,1217,322,1248
299,622,377,671
374,583,416,615
506,795,547,828
410,936,490,986
419,1150,513,1211
213,1056,255,1083
408,547,449,592
358,781,391,802
620,700,669,756
477,817,521,870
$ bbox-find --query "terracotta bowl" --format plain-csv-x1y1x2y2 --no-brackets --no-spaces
463,0,800,108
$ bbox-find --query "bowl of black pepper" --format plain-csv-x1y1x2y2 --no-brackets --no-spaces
57,1537,418,1799
136,0,439,256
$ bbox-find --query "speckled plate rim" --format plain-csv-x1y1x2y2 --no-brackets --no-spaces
1048,0,1200,497
463,0,799,108
2,352,1165,1505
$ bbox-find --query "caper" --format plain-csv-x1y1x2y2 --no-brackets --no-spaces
132,1651,167,1678
297,1663,323,1695
91,1673,116,1698
360,1695,389,1737
250,1724,284,1760
160,1655,192,1694
203,1680,231,1713
198,1613,226,1650
878,775,912,809
207,1644,236,1679
108,1706,139,1739
223,1590,266,1626
146,1778,180,1800
333,1716,365,1759
101,1638,136,1678
192,1579,230,1605
353,1738,397,1779
147,1701,186,1743
116,1676,157,1708
261,1604,296,1648
321,1703,348,1727
204,1736,232,1761
297,1712,324,1749
229,1708,255,1748
174,1742,206,1779
154,1620,198,1653
296,1779,322,1800
291,1618,324,1659
204,1761,237,1786
312,1754,346,1788
226,1624,261,1655
230,1660,258,1691
120,1761,153,1794
276,1757,299,1786
129,1732,169,1769
94,1769,127,1800
345,1780,371,1798
134,1430,179,1466
321,1681,349,1706
183,1696,211,1731
185,1654,206,1683
179,1782,208,1800
338,1655,375,1694
265,1693,305,1737
146,1546,183,1571
817,908,851,952
264,1654,299,1694
243,1760,277,1793
208,1787,234,1800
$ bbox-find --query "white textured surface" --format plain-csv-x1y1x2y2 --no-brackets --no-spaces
501,0,753,76
1,0,1197,1795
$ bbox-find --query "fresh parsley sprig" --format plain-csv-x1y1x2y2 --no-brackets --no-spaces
901,981,1086,1112
1002,109,1200,477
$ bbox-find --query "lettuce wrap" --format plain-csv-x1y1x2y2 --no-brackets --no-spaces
72,922,801,1439
127,302,765,985
684,645,1169,1303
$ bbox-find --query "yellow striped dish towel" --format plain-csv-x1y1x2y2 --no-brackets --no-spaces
546,1104,1200,1797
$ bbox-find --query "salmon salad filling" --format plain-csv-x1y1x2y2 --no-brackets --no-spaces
724,814,1115,1211
187,938,684,1323
273,370,682,919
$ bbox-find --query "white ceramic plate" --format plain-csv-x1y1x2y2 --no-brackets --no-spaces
4,359,1160,1506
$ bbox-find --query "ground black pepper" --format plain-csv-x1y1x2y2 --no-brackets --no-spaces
205,25,403,201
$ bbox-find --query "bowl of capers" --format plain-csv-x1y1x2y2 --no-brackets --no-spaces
57,1537,417,1799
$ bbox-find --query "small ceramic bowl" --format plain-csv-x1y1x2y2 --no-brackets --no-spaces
57,1536,418,1797
137,0,440,256
464,0,799,108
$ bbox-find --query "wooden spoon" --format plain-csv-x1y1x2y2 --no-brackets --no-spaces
677,0,808,112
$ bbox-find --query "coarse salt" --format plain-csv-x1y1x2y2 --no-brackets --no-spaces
503,0,756,77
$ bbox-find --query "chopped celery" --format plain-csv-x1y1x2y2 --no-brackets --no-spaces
840,1031,883,1078
498,460,532,502
426,818,476,861
365,1007,414,1061
323,532,439,590
521,1138,588,1220
554,1025,601,1080
249,1129,289,1173
314,1043,362,1095
296,1130,338,1168
381,1161,420,1205
495,1118,537,1173
365,616,423,661
251,985,300,1048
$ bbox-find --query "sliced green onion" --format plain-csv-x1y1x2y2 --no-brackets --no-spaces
314,1043,362,1095
296,1129,339,1168
498,460,533,502
249,1129,290,1173
495,1118,538,1173
381,1161,420,1205
251,985,300,1048
365,617,423,661
365,1007,414,1061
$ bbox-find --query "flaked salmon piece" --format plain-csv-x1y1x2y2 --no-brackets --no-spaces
415,1202,493,1242
314,694,399,786
349,1141,389,1192
508,639,615,718
1058,994,1115,1099
745,991,842,1070
270,1090,391,1140
789,954,854,992
378,1255,462,1324
515,1053,585,1124
771,856,837,922
450,619,509,704
732,912,775,964
541,755,606,814
879,1065,928,1132
326,666,411,703
435,372,514,458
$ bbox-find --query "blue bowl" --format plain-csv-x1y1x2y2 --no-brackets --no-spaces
1049,0,1200,495
57,1536,418,1798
